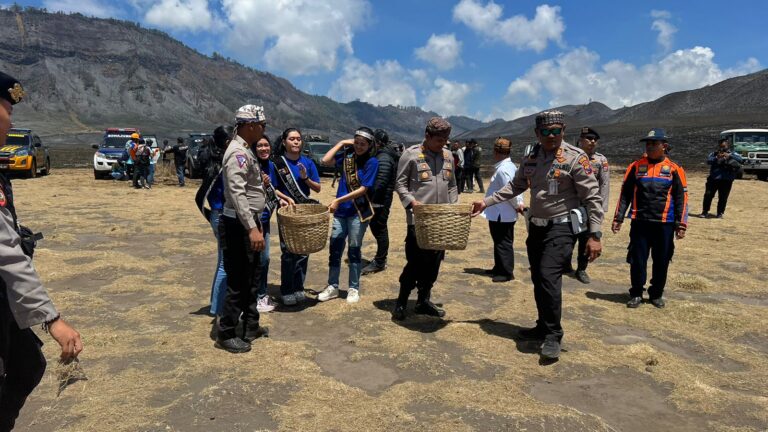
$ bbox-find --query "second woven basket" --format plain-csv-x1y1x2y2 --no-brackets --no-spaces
412,203,472,250
277,204,330,254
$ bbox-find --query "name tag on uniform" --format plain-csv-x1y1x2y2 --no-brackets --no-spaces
548,178,559,195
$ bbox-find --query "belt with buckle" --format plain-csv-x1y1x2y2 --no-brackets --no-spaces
529,215,569,227
222,207,237,218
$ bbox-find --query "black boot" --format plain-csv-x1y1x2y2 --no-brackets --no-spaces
215,337,251,353
391,303,407,321
415,289,445,318
244,326,269,342
362,259,386,275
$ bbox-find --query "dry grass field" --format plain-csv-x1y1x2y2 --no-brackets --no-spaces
10,165,768,432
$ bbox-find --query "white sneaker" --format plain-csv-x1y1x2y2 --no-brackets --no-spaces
317,285,339,302
256,296,276,313
346,288,360,304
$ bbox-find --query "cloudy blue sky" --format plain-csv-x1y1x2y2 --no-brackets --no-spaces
8,0,766,121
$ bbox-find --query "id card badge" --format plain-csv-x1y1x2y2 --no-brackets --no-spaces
548,178,559,195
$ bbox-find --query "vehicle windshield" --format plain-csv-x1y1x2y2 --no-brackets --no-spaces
308,142,332,155
731,132,768,146
3,135,29,147
103,136,132,148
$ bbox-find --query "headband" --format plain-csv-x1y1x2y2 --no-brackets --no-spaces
355,130,374,142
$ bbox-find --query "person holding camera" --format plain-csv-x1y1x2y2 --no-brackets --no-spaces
699,138,743,219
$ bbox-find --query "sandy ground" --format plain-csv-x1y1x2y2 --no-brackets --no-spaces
9,164,768,432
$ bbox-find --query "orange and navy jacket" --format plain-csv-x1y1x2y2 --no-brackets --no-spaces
614,156,688,228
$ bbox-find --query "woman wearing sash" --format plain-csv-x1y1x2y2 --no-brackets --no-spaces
273,128,322,306
317,127,379,303
252,135,289,313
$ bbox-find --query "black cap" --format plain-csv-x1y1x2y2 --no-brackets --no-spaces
0,71,25,105
579,127,600,140
373,128,389,145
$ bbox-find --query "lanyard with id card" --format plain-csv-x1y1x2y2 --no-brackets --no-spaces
547,167,560,195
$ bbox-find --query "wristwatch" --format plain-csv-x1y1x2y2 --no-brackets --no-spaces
590,231,602,240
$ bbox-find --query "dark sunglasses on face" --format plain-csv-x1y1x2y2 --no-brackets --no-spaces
539,127,562,137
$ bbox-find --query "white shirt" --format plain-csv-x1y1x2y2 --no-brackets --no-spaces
456,147,465,168
482,158,524,222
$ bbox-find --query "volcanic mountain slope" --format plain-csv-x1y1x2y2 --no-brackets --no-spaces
0,8,495,141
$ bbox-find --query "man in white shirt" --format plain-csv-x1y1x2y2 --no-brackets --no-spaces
482,137,524,282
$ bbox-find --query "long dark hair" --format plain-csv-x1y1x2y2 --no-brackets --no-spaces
353,126,375,159
253,134,271,166
277,127,303,157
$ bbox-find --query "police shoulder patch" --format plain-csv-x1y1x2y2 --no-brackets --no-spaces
577,155,593,175
235,153,248,168
661,165,671,174
638,164,648,173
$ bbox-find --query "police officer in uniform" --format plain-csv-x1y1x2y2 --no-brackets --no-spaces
392,117,458,321
215,105,269,353
0,71,83,430
571,127,609,284
472,111,604,360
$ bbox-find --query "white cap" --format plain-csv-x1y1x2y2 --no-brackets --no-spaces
235,104,266,123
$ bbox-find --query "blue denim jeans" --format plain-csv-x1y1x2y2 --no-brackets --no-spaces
175,162,185,185
147,163,156,185
328,215,369,290
209,209,227,315
258,226,271,299
279,227,308,296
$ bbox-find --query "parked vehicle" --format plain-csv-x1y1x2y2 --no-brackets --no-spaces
0,128,50,178
185,133,213,179
720,129,768,181
92,128,139,179
302,134,335,175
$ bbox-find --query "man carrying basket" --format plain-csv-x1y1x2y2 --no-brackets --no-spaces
471,111,604,360
392,117,458,321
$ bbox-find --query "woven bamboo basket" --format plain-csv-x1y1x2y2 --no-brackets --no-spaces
412,203,473,250
277,204,330,254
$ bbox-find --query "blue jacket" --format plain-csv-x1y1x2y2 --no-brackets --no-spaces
707,151,744,181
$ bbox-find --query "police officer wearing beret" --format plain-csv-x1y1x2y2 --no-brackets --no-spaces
570,127,610,284
0,71,83,430
472,111,604,360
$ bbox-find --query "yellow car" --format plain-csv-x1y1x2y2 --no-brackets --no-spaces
0,128,51,178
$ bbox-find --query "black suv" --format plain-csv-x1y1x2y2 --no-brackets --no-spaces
302,134,335,175
185,133,213,179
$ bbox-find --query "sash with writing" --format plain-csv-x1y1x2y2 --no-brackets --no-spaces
274,156,319,204
343,152,374,222
262,163,280,215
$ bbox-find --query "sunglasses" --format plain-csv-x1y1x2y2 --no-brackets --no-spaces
539,127,563,137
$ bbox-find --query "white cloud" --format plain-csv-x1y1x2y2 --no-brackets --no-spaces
423,78,472,116
415,34,462,70
505,46,763,110
452,0,564,52
328,58,418,107
651,9,677,52
144,0,220,32
43,0,112,18
221,0,369,76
